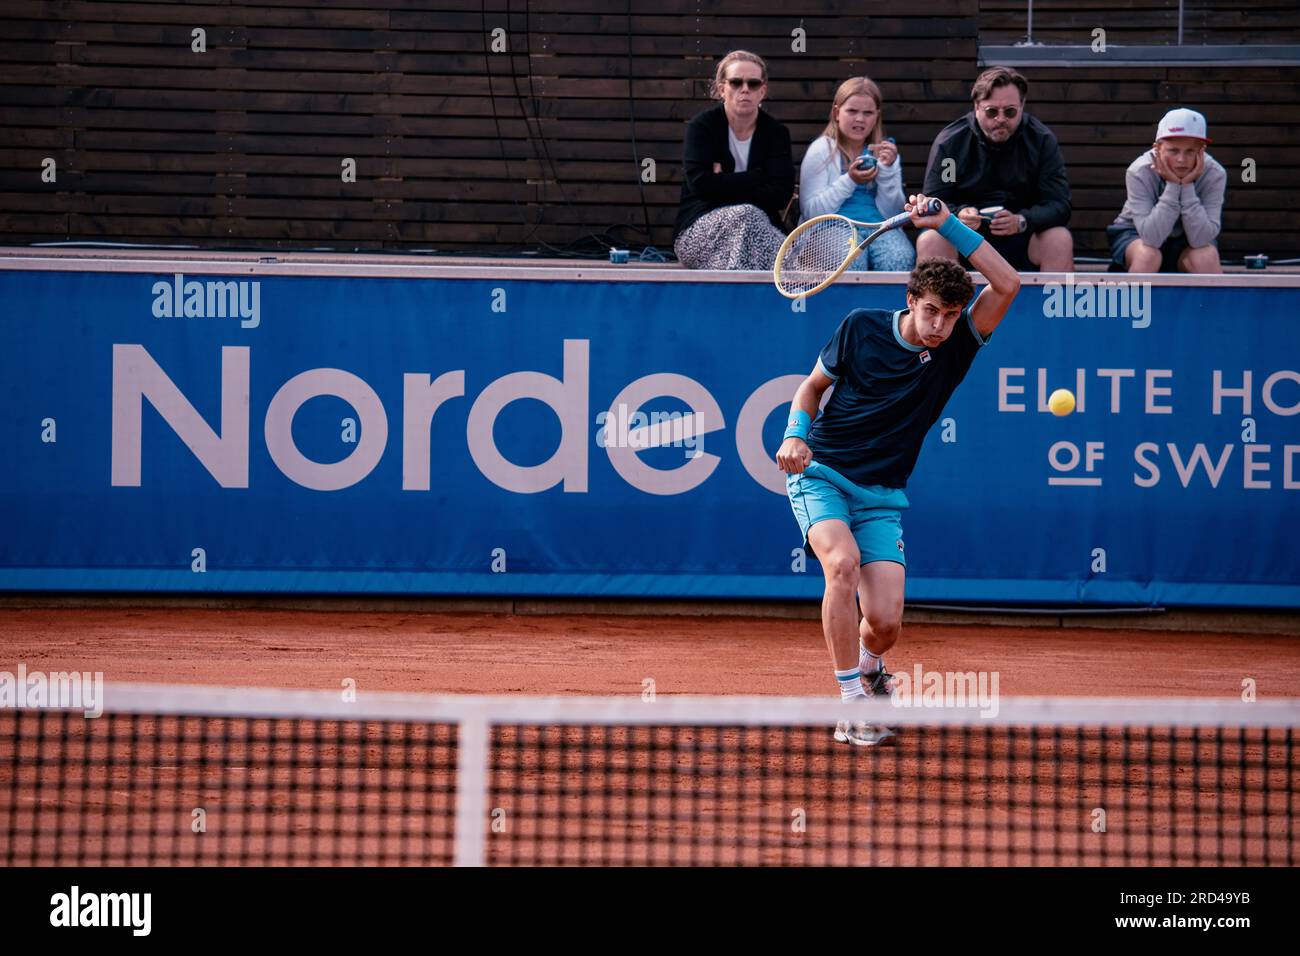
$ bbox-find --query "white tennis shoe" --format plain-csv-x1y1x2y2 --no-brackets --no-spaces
833,720,896,747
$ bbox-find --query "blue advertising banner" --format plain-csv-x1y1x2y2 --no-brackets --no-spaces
1,265,1297,607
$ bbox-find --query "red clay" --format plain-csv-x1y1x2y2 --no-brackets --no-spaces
2,607,1299,697
2,608,1298,867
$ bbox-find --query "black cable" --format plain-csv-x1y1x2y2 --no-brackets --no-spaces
626,0,654,244
479,0,533,242
472,0,670,260
512,0,566,245
505,0,656,254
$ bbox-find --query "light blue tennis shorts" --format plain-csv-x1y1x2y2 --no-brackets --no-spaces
786,461,909,567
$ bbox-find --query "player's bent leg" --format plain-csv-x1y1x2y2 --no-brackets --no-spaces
1028,226,1074,273
845,560,903,747
1124,239,1163,274
1179,243,1222,274
916,228,958,262
857,560,905,696
808,520,862,673
809,521,893,747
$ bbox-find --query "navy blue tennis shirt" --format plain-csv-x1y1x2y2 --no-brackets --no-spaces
807,307,989,489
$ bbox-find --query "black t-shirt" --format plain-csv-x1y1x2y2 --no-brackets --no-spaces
807,307,988,489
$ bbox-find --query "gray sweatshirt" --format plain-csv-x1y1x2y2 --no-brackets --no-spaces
1112,149,1226,248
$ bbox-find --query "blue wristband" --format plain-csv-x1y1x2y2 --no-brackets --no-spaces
938,215,984,258
783,409,811,441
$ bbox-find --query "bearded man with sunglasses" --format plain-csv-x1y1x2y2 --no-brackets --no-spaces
919,67,1073,273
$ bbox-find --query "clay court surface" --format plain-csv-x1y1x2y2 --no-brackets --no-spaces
3,608,1298,867
3,607,1300,697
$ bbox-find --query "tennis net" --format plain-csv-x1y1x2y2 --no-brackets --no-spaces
2,684,1296,866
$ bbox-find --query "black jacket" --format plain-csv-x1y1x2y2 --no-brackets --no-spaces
674,103,795,239
922,112,1072,233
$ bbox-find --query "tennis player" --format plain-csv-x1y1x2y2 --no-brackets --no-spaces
777,193,1021,746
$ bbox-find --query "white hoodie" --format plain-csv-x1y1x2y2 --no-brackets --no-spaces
798,134,906,223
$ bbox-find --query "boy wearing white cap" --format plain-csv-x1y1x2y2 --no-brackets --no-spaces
1108,108,1225,273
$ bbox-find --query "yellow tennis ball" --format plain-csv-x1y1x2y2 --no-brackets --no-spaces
1049,388,1076,417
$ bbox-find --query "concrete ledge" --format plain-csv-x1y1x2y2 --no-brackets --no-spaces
3,248,1297,282
1,593,1297,635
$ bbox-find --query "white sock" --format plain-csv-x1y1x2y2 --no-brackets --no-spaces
835,667,864,701
861,647,884,675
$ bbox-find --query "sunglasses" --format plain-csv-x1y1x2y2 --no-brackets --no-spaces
726,77,764,90
981,106,1020,120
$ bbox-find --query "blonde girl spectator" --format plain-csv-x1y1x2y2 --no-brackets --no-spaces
800,77,913,271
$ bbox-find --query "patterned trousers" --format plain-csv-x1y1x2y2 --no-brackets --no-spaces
674,204,787,271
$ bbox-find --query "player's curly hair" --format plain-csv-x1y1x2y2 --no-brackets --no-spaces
907,257,976,309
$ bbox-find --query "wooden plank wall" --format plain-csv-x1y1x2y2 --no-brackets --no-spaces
980,0,1300,45
1,0,1297,258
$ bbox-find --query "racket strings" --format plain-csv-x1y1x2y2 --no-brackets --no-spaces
776,218,867,296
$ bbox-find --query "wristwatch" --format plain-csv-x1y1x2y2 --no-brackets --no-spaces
1017,214,1027,234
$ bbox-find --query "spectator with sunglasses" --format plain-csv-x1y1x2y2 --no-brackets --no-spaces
920,67,1073,273
674,50,795,270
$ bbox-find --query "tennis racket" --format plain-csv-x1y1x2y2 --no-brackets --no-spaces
773,198,941,299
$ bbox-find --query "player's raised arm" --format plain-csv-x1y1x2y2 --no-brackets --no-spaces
776,364,834,474
907,193,1021,338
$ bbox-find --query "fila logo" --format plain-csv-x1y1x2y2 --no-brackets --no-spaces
918,350,931,364
1169,126,1185,132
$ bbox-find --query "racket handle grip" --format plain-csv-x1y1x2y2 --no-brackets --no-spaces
923,198,942,215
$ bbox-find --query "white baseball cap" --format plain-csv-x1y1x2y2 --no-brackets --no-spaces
1156,108,1211,143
